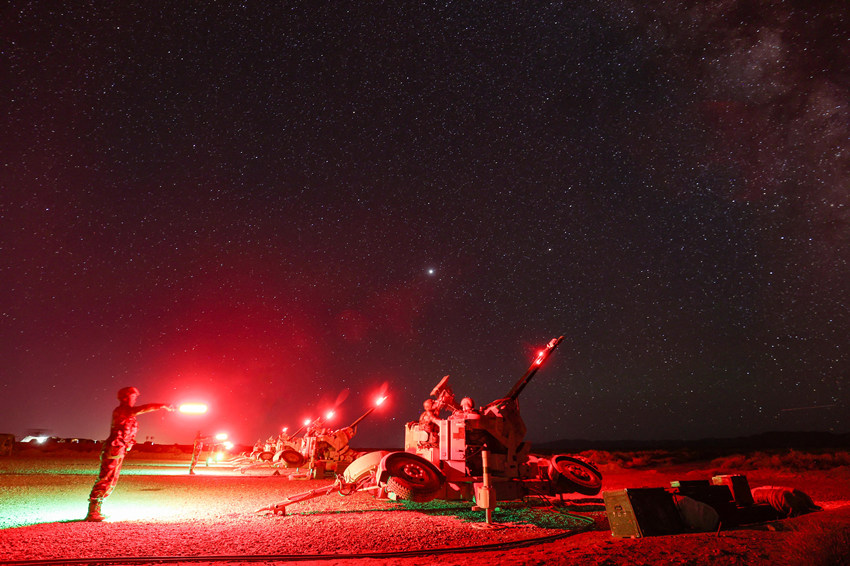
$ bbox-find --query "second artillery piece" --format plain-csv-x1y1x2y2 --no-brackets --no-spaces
233,399,384,478
258,336,602,515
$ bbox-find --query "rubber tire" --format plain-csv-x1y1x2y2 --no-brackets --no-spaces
383,453,443,502
279,449,305,468
386,476,439,502
549,454,602,496
258,451,274,462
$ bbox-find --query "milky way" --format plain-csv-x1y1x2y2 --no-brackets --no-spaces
1,1,847,447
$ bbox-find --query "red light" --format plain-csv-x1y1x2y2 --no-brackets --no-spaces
376,396,387,406
534,350,545,365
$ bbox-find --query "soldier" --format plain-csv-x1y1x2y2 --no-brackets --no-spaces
189,431,211,475
452,397,481,420
85,387,174,521
419,399,440,446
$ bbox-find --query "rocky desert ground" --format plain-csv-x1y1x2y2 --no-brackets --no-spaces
0,444,848,565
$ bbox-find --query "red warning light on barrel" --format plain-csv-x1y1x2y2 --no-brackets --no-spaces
534,350,546,366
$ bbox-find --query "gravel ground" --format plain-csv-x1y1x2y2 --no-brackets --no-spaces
1,451,848,565
0,453,595,564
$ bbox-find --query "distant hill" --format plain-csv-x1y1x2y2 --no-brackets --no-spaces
533,431,850,453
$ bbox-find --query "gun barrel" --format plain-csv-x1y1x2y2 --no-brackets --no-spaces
348,406,376,429
504,336,564,401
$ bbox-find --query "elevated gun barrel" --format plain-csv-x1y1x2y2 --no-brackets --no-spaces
503,336,564,401
348,396,387,429
289,423,308,438
348,407,375,429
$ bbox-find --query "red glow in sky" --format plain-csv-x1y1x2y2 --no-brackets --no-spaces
1,2,846,447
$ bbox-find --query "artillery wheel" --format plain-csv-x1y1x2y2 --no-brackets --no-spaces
549,454,602,496
279,449,305,468
258,451,274,462
343,451,388,485
383,453,444,502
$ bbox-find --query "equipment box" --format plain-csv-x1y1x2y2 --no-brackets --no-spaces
603,488,684,538
711,474,754,507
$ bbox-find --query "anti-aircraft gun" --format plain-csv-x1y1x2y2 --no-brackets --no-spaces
230,432,304,472
297,400,386,478
235,399,385,477
258,336,602,515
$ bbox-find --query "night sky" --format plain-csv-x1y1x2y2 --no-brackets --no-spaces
2,2,847,449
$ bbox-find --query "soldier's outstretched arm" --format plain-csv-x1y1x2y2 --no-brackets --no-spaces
133,403,175,416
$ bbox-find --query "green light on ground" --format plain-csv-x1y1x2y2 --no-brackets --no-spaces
0,492,191,528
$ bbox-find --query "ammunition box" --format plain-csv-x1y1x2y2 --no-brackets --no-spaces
603,488,684,538
711,474,754,507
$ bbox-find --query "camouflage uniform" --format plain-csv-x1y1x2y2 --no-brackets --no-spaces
189,432,211,474
419,400,440,446
86,387,171,520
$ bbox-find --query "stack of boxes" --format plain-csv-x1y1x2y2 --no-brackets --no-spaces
603,474,772,538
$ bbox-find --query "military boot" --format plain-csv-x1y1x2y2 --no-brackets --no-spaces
85,499,105,522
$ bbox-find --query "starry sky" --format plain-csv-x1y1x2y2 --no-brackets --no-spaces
1,1,848,449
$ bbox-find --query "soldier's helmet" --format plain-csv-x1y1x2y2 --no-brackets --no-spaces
117,386,140,401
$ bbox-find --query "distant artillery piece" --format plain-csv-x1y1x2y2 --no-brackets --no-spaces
229,432,305,473
232,398,386,477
